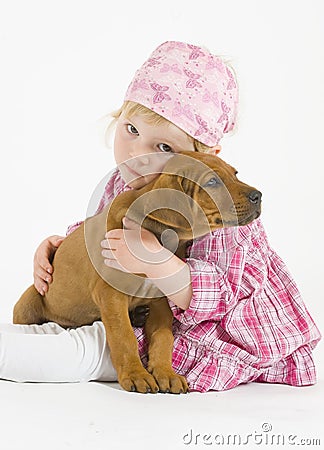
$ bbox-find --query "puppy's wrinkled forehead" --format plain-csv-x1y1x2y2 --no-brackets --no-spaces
163,151,234,184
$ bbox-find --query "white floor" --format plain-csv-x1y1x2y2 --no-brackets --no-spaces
1,375,323,450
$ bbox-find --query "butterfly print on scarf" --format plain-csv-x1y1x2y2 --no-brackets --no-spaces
205,56,225,73
226,67,237,90
202,89,220,107
165,41,187,52
150,83,171,103
160,63,182,74
217,101,231,131
194,115,209,137
172,102,194,121
184,69,202,88
131,79,149,91
145,57,162,68
188,44,205,60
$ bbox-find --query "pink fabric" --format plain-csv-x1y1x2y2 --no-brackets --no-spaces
66,169,321,392
124,41,238,146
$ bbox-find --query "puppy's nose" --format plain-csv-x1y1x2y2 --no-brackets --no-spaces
248,190,262,205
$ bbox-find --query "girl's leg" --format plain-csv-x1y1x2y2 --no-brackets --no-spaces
0,321,117,383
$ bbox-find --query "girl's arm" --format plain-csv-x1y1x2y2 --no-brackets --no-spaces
145,240,247,320
171,253,246,324
35,169,122,294
143,251,193,311
102,216,193,309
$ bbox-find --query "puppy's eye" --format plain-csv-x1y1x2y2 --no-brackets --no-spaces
204,177,221,187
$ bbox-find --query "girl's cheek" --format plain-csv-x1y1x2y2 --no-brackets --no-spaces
146,152,174,173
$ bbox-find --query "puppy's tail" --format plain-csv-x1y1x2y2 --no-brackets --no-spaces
13,285,46,325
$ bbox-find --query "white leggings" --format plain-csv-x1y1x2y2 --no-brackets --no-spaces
0,322,117,383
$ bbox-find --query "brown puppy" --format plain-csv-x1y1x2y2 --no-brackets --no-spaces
13,151,261,393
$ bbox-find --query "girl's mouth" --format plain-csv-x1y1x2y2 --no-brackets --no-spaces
123,163,143,179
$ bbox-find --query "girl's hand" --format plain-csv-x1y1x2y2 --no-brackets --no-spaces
101,217,169,274
101,217,192,310
33,235,65,296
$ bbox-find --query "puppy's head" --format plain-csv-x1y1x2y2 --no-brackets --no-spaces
126,151,261,241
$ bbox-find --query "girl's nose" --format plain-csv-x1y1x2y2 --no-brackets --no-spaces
138,154,150,164
129,143,151,164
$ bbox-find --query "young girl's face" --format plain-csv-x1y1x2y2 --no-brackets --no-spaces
114,111,195,189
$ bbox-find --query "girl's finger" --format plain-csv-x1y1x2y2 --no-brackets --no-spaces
34,253,53,274
52,237,65,247
48,235,65,248
103,259,125,271
34,278,48,296
34,267,52,284
100,239,109,249
101,249,115,259
100,240,117,250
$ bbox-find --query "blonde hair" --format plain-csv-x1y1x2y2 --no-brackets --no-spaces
105,101,213,153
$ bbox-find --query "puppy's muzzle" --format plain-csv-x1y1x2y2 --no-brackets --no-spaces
235,188,262,225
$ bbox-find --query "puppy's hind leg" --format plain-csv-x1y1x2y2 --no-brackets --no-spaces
13,285,46,325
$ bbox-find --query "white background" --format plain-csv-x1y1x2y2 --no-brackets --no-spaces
0,2,323,448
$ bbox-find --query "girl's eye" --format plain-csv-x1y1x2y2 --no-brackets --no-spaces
157,143,173,153
126,124,139,135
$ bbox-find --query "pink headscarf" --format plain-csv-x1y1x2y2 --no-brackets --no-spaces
125,41,239,147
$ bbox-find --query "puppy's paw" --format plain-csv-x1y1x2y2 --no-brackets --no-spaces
119,367,159,394
149,366,189,394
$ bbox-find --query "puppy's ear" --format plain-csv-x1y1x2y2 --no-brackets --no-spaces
125,173,194,237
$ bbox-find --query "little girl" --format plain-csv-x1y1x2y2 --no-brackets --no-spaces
0,41,321,392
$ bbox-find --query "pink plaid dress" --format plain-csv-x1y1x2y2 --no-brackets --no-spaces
67,169,321,392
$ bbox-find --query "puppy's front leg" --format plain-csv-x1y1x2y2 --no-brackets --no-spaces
145,299,188,394
92,279,158,393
